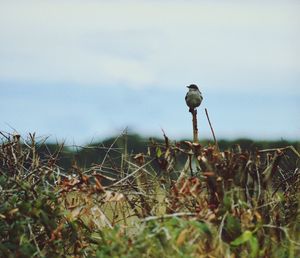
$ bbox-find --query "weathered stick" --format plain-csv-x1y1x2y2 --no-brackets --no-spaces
190,109,199,143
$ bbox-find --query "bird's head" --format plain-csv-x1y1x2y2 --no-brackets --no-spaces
187,84,199,90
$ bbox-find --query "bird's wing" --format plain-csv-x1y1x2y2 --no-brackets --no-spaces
200,92,203,101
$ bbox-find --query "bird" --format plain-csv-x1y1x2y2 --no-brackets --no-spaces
185,84,203,112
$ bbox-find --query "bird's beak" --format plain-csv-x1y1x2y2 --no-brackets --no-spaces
186,86,190,88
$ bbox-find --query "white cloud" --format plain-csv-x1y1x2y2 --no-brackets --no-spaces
0,1,299,92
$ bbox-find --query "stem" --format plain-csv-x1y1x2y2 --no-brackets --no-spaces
191,109,199,143
205,108,219,151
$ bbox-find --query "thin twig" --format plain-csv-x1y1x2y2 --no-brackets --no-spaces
28,223,43,256
110,159,154,187
100,128,127,169
142,212,197,222
218,211,228,241
0,131,10,140
255,167,261,202
262,224,300,247
205,108,219,151
125,159,156,178
258,146,300,158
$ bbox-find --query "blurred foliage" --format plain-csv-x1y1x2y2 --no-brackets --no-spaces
32,134,300,171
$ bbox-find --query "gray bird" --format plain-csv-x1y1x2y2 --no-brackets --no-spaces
185,84,203,112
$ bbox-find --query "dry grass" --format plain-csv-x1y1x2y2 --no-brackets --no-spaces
0,130,299,257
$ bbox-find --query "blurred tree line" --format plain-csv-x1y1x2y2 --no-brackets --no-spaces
36,134,300,172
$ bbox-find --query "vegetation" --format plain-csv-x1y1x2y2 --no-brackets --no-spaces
0,131,299,257
28,134,300,171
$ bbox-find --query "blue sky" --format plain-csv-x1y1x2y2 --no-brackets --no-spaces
0,1,299,144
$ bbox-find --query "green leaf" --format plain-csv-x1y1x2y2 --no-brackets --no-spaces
0,176,6,187
192,221,212,236
249,235,259,258
222,214,242,242
223,193,232,211
156,147,162,158
230,230,252,246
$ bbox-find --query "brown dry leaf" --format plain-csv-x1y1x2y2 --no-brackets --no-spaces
183,141,193,149
241,209,254,228
176,228,189,246
203,172,215,177
91,206,112,229
179,180,190,195
190,181,201,196
192,142,201,148
94,177,105,192
206,212,216,222
8,208,19,216
62,178,80,187
49,223,64,242
134,153,145,166
216,176,223,182
164,148,170,159
192,142,202,153
70,206,83,220
81,174,89,184
254,211,262,222
104,191,125,202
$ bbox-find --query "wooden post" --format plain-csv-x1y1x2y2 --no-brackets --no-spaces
191,109,199,143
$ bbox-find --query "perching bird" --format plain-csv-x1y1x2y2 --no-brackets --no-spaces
185,84,203,112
